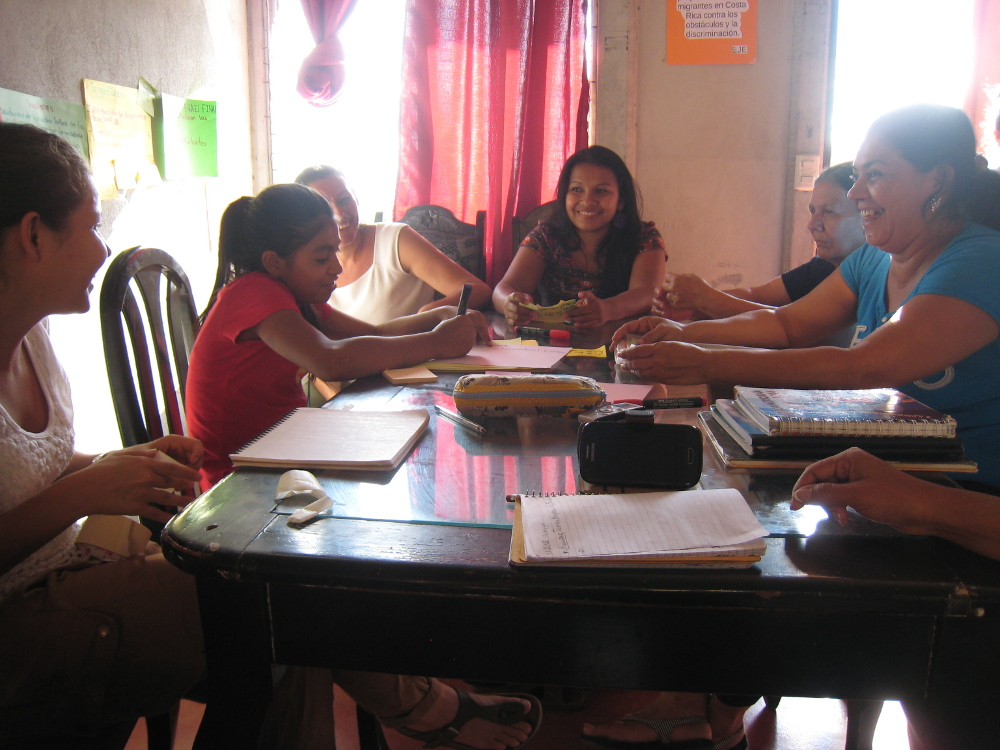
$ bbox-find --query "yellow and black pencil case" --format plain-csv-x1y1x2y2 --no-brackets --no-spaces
453,373,606,418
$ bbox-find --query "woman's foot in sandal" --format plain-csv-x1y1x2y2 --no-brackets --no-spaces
582,692,712,748
398,686,542,750
581,693,746,750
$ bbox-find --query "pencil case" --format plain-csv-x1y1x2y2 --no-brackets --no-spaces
453,373,606,418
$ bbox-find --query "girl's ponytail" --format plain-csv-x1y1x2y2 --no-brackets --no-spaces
199,185,333,324
200,196,256,323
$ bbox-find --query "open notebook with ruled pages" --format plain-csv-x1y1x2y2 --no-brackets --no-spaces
510,489,767,569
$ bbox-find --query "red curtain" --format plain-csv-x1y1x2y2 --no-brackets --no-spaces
965,0,1000,154
395,0,589,284
297,0,359,106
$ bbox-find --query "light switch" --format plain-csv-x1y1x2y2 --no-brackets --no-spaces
794,154,821,191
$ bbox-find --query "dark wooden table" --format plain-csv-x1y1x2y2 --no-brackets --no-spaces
162,319,1000,747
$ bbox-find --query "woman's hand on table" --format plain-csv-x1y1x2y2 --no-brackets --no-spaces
615,339,710,384
503,292,536,327
791,447,929,530
566,291,609,328
610,316,682,347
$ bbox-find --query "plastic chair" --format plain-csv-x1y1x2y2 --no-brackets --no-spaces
99,246,200,750
511,200,557,253
400,204,486,280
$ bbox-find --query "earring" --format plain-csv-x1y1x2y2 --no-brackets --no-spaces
612,211,627,229
928,194,943,215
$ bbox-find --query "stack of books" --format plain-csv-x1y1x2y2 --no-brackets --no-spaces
509,489,768,569
699,386,977,472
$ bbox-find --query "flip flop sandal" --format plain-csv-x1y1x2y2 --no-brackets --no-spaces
397,690,543,750
581,715,714,750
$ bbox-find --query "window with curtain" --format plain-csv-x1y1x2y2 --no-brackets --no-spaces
270,0,589,283
829,0,999,167
269,0,407,219
394,0,590,284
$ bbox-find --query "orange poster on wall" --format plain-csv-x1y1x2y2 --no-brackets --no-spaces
667,0,757,65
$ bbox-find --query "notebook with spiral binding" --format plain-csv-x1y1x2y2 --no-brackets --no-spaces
733,386,957,438
230,407,429,470
508,490,767,569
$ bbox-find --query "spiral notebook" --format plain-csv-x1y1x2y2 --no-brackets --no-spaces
509,489,767,569
734,386,957,438
230,407,429,471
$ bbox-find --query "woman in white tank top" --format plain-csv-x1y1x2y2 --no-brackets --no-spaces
296,166,491,325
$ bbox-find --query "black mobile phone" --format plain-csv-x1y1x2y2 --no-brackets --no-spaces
577,420,702,489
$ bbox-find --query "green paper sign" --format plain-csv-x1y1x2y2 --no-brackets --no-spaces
154,93,218,179
0,86,89,159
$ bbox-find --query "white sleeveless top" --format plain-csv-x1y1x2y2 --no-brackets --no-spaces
327,223,438,325
0,323,85,603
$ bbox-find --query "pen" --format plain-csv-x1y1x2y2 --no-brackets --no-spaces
434,404,487,435
456,283,473,316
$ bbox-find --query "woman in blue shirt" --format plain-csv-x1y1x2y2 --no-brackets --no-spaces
615,104,1000,487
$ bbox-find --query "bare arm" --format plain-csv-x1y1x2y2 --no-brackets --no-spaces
493,245,547,326
394,226,491,311
618,270,859,351
316,304,457,339
617,290,999,388
255,308,489,381
653,273,792,319
0,436,203,576
792,448,1000,560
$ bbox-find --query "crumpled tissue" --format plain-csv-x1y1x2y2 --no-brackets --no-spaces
276,470,333,525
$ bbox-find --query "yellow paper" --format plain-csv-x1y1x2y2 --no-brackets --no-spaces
567,346,607,358
520,299,578,323
83,79,158,199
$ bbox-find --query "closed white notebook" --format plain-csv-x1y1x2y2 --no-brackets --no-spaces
230,407,429,470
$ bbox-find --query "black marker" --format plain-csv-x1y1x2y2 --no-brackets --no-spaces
642,397,707,409
456,283,473,316
515,325,570,342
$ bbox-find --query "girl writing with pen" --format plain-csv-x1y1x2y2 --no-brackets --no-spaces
493,146,667,329
184,182,543,749
185,183,492,489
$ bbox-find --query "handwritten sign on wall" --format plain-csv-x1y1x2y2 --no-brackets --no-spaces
83,79,158,199
667,0,757,65
0,87,89,159
156,94,218,179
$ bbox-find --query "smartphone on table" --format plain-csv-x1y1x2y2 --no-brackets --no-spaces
577,419,702,489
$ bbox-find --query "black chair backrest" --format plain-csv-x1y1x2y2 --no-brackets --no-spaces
99,247,199,448
400,204,486,280
512,200,557,253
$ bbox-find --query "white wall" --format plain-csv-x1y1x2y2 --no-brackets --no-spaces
0,0,254,451
597,0,832,289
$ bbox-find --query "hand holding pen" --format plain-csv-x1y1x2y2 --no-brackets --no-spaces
454,283,493,346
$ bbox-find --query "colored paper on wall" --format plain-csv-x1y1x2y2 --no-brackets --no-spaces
154,93,218,179
83,79,158,199
667,0,757,65
0,87,89,159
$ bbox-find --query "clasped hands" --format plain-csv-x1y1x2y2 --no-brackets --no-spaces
610,315,709,383
72,436,205,525
503,290,611,328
